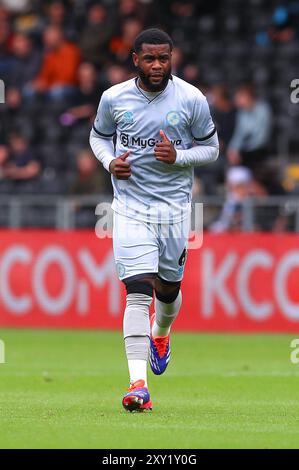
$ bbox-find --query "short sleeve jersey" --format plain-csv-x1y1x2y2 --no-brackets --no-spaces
93,75,216,223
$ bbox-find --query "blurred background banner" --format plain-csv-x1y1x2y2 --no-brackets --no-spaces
0,230,298,332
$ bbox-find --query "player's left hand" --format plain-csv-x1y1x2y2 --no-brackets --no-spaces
154,130,176,164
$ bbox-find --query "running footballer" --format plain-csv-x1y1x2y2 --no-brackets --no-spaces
90,28,219,412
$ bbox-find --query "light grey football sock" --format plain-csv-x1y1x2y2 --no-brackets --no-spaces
153,290,182,337
124,336,150,361
123,293,152,361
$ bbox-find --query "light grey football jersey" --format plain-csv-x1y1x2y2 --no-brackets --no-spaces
93,75,216,223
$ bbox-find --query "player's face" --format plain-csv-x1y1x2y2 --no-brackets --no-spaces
133,44,172,92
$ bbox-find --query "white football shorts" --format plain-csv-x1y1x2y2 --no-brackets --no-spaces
113,211,190,282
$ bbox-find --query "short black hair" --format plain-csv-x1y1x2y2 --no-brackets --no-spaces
134,28,173,53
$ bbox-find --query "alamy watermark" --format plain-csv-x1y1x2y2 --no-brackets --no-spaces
0,340,5,364
290,79,299,103
0,79,5,103
290,339,299,364
94,201,204,250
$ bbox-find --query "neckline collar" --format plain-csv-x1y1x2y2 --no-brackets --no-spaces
134,76,173,103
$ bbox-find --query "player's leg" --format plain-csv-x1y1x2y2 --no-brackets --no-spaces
112,212,159,410
149,219,188,375
122,273,155,411
123,273,154,387
155,217,189,332
149,276,182,376
153,276,182,338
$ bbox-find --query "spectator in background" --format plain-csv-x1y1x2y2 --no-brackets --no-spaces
117,0,154,26
46,0,66,27
118,0,141,19
3,132,40,182
171,46,184,76
194,84,234,195
109,18,143,66
103,63,131,88
45,0,76,40
197,85,236,190
251,165,288,232
227,84,272,176
8,32,41,90
256,5,296,45
0,87,34,142
210,85,236,158
12,3,44,37
182,63,200,87
24,25,81,101
70,148,110,195
0,145,9,179
0,9,13,83
69,149,112,227
169,0,200,44
171,0,196,18
60,62,101,128
209,166,253,233
79,2,111,67
268,2,299,42
0,1,31,13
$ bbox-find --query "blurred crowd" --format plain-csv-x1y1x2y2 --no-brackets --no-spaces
0,0,299,230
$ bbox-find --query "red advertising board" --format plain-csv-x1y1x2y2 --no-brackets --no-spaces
0,230,299,332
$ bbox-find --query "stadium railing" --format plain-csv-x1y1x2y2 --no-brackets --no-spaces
1,195,299,232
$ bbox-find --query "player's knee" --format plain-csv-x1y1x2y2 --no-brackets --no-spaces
156,287,180,303
155,278,181,304
123,274,155,298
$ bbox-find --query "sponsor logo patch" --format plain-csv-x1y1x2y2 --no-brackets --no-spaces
120,132,181,149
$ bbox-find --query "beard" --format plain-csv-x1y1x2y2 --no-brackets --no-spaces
137,66,172,92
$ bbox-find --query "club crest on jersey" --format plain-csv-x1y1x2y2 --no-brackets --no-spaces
122,111,134,124
166,111,180,126
116,262,126,278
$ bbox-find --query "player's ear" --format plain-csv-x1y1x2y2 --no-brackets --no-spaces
132,52,138,67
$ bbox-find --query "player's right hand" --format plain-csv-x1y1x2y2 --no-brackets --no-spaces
109,151,131,179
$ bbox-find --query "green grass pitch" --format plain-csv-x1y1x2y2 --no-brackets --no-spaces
0,328,299,449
